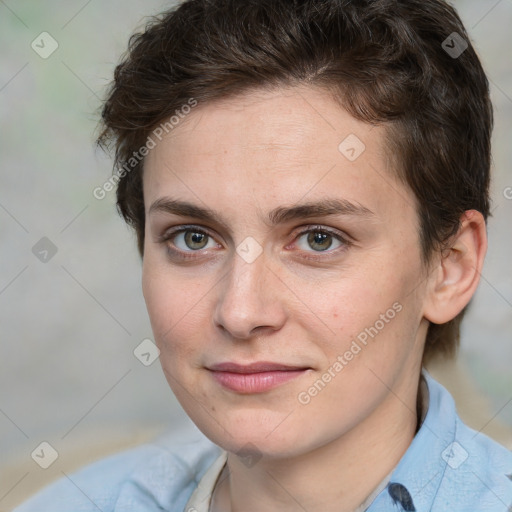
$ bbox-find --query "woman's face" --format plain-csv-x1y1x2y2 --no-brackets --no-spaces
142,86,430,458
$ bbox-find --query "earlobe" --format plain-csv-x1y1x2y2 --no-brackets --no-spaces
423,210,487,325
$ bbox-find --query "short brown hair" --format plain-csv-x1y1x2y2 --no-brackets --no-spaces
97,0,493,365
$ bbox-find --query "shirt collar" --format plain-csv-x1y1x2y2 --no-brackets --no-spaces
184,450,227,512
366,369,457,510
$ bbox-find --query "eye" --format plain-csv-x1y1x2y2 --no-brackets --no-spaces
294,227,349,254
161,226,220,254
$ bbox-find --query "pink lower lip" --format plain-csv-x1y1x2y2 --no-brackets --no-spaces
210,370,307,393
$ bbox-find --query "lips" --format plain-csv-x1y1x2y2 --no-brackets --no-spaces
209,361,308,373
207,361,310,393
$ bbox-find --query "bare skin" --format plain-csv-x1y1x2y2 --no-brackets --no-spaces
141,86,487,511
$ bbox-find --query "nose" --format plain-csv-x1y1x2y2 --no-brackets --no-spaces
213,251,287,340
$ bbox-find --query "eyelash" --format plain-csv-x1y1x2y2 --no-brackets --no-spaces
158,224,352,261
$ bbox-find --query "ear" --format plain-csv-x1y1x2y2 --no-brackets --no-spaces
423,210,487,324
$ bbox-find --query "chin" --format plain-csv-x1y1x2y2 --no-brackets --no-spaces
190,406,312,459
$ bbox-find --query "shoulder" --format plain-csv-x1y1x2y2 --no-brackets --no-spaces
437,411,512,510
386,373,512,511
14,425,222,512
427,375,512,511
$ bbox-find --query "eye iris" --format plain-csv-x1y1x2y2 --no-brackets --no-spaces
307,231,332,251
184,231,208,250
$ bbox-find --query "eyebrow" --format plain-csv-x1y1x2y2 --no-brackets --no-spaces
148,197,374,227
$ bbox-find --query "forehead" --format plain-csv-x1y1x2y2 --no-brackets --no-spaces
143,86,416,225
146,86,377,166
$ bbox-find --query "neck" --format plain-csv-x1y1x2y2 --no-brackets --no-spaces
213,373,421,512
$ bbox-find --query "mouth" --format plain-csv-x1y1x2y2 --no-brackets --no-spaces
207,361,311,394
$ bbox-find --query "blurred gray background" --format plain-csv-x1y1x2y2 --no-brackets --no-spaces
1,0,511,509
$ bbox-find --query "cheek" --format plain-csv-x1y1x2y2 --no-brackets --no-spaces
316,256,422,359
142,263,198,347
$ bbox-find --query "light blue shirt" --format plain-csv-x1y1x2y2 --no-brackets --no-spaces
14,372,512,511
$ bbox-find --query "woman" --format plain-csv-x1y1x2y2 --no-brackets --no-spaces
16,0,512,510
